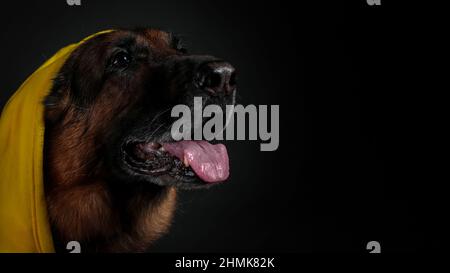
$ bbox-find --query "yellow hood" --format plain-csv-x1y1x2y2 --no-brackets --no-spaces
0,30,112,253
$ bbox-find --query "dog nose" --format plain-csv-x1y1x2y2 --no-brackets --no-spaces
195,61,236,95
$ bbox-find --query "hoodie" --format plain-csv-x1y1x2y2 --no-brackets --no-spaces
0,30,112,253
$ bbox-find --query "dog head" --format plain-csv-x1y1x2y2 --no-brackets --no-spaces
45,28,236,190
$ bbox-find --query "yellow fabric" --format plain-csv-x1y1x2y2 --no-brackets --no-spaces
0,30,113,253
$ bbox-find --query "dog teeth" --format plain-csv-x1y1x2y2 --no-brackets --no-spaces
159,146,165,151
183,155,189,167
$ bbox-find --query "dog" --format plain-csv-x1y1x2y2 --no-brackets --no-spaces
43,28,236,252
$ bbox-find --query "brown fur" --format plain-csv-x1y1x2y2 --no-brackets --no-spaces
44,29,179,252
44,28,235,252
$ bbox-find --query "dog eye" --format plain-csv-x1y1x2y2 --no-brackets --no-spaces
176,45,188,54
111,51,132,69
172,37,188,54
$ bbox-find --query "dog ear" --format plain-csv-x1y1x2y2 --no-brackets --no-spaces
44,37,106,124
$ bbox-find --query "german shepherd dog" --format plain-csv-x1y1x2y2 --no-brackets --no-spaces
44,28,236,252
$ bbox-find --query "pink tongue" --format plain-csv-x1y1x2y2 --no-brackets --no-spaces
162,141,229,183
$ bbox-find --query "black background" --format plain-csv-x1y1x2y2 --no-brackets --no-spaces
0,0,441,253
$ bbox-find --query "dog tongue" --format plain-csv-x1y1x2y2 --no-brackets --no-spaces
162,141,229,183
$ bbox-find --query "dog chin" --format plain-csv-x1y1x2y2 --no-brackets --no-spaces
147,174,218,190
120,166,219,190
113,152,220,189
